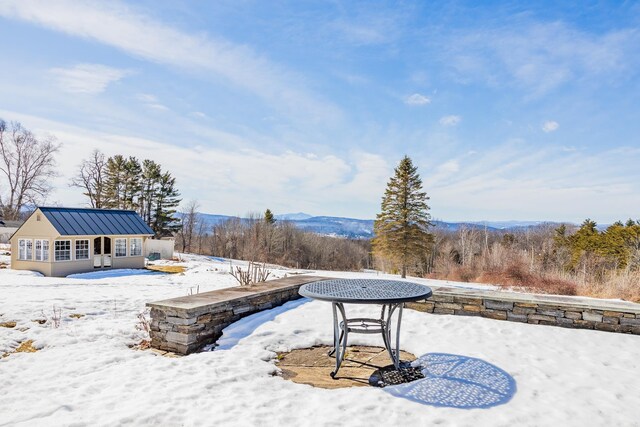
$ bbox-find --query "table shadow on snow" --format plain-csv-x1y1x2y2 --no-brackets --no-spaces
380,353,517,409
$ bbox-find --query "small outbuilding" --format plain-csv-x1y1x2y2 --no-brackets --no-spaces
10,207,154,277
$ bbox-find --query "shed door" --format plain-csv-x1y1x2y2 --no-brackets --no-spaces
103,237,112,267
93,237,102,268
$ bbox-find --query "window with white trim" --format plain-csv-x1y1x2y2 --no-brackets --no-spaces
42,240,49,261
129,238,143,256
75,239,90,260
115,238,127,257
35,239,49,261
54,240,71,261
18,239,30,260
26,239,33,260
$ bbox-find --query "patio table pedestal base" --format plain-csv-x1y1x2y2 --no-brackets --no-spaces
329,302,404,378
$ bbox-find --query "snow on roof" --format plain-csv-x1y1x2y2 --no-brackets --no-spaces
38,206,154,236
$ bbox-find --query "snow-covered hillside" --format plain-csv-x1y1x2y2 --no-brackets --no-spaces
1,254,639,426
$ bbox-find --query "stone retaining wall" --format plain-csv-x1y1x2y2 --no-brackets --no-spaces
407,287,640,334
148,277,640,355
147,276,328,355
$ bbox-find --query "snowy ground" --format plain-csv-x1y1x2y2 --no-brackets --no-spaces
1,254,639,426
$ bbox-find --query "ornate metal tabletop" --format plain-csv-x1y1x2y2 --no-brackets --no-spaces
299,279,433,378
299,278,432,304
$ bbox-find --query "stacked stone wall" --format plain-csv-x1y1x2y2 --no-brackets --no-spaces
148,278,640,355
147,276,328,355
406,291,640,334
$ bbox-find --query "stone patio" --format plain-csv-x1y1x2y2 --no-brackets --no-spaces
275,345,417,389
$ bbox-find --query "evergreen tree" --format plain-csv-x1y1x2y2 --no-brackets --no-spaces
122,157,142,211
139,160,161,224
103,155,127,209
152,171,181,236
264,209,276,225
372,155,432,278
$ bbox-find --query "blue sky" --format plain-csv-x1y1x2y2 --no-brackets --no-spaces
1,0,639,223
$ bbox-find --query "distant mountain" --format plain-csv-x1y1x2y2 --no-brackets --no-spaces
285,215,374,238
466,220,549,229
275,212,313,221
198,212,568,239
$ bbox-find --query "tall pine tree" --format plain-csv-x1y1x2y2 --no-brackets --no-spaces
103,155,127,209
139,160,162,224
372,155,432,278
122,157,142,211
152,172,181,237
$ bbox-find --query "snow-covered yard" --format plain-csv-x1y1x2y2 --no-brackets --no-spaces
1,254,639,426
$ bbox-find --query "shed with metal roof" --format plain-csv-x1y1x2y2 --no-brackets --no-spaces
10,207,155,277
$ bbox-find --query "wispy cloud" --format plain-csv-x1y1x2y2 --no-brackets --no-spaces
405,93,430,106
542,120,559,133
49,63,128,94
1,110,389,217
0,0,341,123
136,93,169,111
439,115,461,126
425,140,640,222
440,21,640,96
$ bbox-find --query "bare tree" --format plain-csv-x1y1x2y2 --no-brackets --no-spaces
177,200,200,253
0,120,60,220
70,149,106,208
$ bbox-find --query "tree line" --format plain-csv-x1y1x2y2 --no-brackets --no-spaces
175,206,371,271
71,150,181,236
422,220,640,301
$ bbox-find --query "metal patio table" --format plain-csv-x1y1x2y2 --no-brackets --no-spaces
299,279,432,378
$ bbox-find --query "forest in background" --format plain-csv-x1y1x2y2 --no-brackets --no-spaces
423,220,640,302
175,204,639,302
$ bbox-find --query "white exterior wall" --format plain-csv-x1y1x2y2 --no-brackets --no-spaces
145,239,175,260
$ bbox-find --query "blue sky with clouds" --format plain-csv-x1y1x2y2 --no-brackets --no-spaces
1,0,639,223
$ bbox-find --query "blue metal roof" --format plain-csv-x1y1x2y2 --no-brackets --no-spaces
39,207,154,236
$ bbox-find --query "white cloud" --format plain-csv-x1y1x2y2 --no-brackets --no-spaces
405,93,431,106
49,63,128,94
0,110,390,217
0,0,340,123
439,115,461,126
542,120,559,133
425,139,640,222
441,21,640,96
190,112,207,119
135,93,169,111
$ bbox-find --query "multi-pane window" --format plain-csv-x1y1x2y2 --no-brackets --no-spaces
18,239,29,260
42,240,49,261
25,240,33,260
35,239,49,261
54,240,71,261
115,238,127,257
75,239,90,260
129,238,142,256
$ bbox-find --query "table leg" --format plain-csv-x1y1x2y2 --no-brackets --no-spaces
382,303,404,369
330,302,348,378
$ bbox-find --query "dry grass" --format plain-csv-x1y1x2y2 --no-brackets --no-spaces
129,339,152,350
2,340,39,358
576,271,640,303
432,264,640,302
146,265,186,274
69,313,85,319
477,264,577,296
0,321,17,328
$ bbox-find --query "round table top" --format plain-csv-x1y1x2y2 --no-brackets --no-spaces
299,278,432,304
